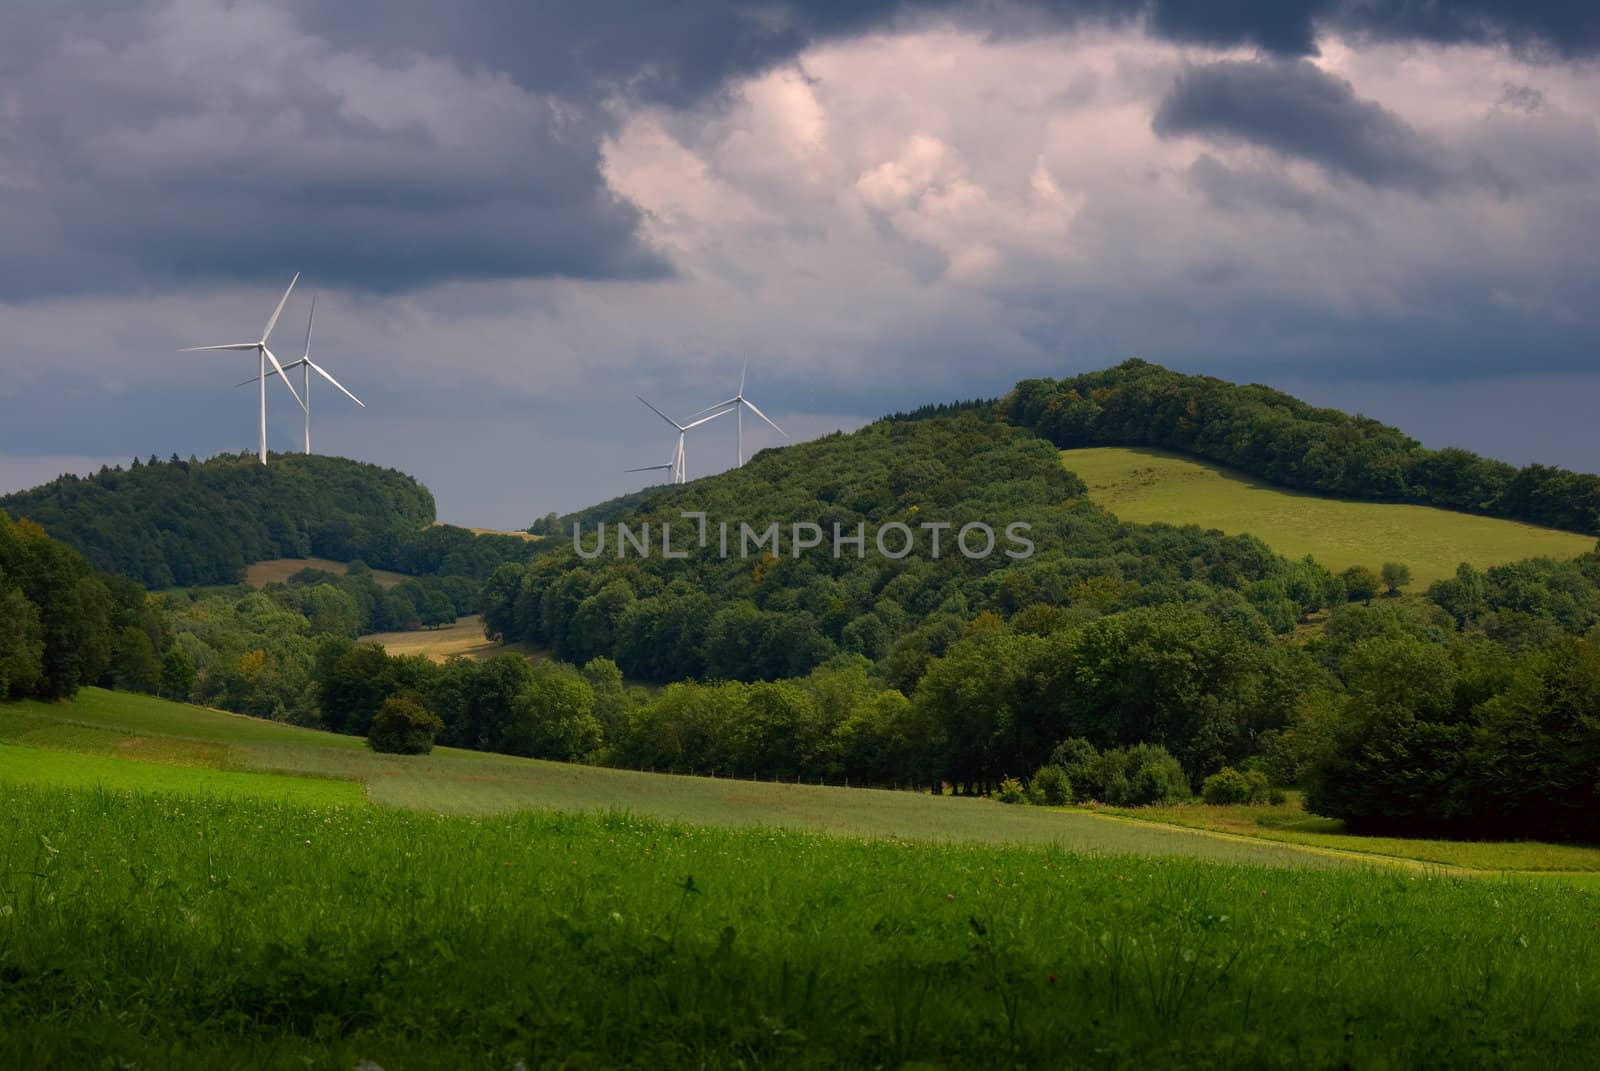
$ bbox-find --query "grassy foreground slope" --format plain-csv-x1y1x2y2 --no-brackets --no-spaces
8,689,1600,875
1066,446,1594,585
0,690,1337,866
2,782,1598,1068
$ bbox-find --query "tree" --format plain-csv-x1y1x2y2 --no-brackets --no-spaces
109,625,161,693
316,642,394,736
1381,562,1412,596
158,647,197,702
1341,565,1381,604
368,695,444,755
0,583,44,697
503,664,601,761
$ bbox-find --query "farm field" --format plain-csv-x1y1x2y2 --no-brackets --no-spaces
1064,446,1596,585
242,556,410,589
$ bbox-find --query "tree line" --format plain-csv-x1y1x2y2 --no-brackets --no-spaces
1003,359,1600,535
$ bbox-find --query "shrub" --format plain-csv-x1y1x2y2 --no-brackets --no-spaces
1202,767,1252,804
1118,744,1190,805
367,696,444,755
1203,766,1274,804
1048,737,1101,801
996,777,1027,804
1342,565,1382,604
1031,765,1072,806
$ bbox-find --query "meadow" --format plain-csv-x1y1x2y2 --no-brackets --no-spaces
5,690,1600,1066
0,690,1336,865
6,689,1600,875
2,781,1598,1069
1064,446,1595,585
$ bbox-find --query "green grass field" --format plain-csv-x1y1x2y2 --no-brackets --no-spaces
3,782,1598,1068
1065,446,1595,585
5,690,1600,1066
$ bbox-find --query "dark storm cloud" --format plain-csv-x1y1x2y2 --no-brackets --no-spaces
1152,59,1448,191
3,0,1599,298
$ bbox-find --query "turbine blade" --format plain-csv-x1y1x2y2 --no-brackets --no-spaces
625,464,674,473
263,346,305,410
235,360,304,388
260,272,300,345
179,343,259,352
683,406,731,430
309,360,364,407
635,395,685,431
302,291,317,359
739,362,747,397
688,398,739,419
741,397,787,437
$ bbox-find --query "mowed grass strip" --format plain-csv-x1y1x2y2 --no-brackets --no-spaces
1101,798,1600,873
1,783,1597,1069
1065,446,1596,585
0,745,363,807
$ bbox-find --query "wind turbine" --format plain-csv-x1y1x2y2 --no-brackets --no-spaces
634,396,729,484
238,293,365,453
691,363,787,466
179,274,306,464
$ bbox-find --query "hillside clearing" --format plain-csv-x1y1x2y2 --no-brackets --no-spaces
242,556,409,589
1065,446,1595,585
359,614,542,663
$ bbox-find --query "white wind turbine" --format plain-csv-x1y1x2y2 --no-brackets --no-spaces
632,396,729,484
238,293,365,453
179,274,306,464
691,363,787,466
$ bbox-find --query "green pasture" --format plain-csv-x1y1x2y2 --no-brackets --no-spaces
1064,446,1595,585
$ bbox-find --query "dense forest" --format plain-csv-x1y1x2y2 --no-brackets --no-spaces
0,452,536,588
1003,359,1600,535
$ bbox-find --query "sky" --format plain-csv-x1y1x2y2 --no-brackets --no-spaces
2,1,1599,529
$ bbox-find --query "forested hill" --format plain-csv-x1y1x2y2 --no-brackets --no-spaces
1002,359,1600,536
0,453,448,588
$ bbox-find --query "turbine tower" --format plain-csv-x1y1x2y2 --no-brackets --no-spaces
239,293,365,454
692,364,788,466
179,274,306,464
634,396,729,484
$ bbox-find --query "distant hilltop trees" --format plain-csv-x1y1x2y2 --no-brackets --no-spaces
0,452,529,588
1004,359,1600,536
